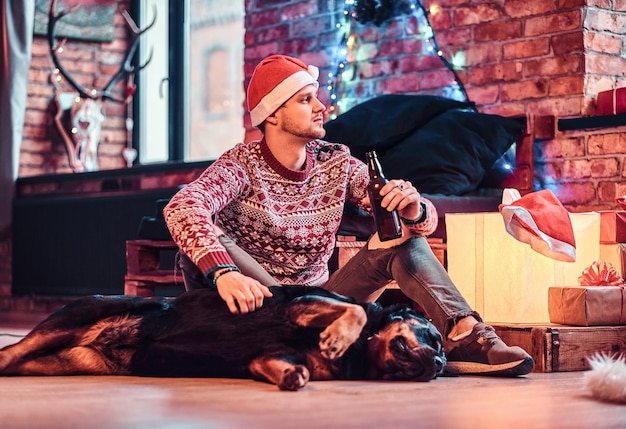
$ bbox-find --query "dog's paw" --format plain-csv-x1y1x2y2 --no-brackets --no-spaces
278,364,310,391
319,325,359,361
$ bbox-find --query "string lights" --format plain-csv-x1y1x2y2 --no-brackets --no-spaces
326,0,472,119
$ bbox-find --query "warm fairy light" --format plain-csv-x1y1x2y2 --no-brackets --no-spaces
429,4,442,16
326,0,470,115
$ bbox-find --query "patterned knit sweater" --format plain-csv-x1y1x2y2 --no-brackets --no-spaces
164,139,438,286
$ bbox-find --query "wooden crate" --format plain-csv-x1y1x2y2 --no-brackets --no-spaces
492,324,626,372
125,240,183,296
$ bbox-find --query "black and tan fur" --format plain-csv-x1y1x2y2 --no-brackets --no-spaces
0,286,445,390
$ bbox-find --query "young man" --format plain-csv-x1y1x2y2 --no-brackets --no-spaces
164,54,534,376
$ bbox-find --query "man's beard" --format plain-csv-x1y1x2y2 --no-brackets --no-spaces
281,118,326,140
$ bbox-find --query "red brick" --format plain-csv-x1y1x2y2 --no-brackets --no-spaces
503,37,550,60
465,84,500,105
614,0,626,11
559,0,585,8
420,70,457,89
504,0,558,18
586,9,626,33
292,16,330,36
598,181,622,203
280,37,318,54
586,53,626,76
552,32,584,55
527,95,585,116
553,182,597,205
436,27,474,47
428,9,452,31
588,132,626,155
375,75,420,93
246,9,280,29
464,44,501,67
585,32,623,55
379,39,422,57
524,10,581,36
468,63,522,85
524,54,582,77
563,158,618,178
475,20,523,42
453,4,504,26
399,55,442,73
549,76,584,96
501,79,549,101
537,137,585,158
281,1,319,21
256,24,290,43
359,26,381,43
481,102,527,117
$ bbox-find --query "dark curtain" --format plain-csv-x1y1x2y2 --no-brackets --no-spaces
0,0,34,231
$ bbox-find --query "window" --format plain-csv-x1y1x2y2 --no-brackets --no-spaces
135,0,245,164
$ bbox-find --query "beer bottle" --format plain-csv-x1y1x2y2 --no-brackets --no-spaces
366,151,403,241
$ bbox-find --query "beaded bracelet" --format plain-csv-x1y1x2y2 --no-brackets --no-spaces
212,266,241,287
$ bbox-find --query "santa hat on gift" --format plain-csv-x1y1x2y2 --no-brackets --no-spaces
247,54,320,127
499,188,576,262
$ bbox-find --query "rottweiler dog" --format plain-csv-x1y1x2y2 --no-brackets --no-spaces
0,286,446,390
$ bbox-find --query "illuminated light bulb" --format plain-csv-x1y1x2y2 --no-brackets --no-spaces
430,4,442,15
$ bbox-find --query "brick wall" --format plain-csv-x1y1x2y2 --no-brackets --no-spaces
20,0,132,177
7,0,626,299
243,0,626,211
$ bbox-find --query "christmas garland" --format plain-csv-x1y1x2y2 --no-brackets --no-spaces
354,0,413,26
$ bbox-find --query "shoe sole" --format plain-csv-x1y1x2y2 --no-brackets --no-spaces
443,356,535,377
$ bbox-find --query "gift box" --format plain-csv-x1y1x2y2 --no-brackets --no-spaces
446,212,601,324
596,88,626,116
548,286,626,326
598,210,626,243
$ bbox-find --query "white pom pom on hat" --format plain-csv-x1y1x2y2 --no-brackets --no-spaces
247,54,319,127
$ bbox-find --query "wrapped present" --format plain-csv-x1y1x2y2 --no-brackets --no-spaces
549,262,626,326
596,88,626,116
598,210,626,243
548,286,626,326
600,244,623,277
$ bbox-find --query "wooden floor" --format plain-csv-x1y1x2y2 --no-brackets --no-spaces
0,311,624,429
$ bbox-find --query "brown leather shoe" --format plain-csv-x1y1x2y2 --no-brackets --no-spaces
444,323,534,376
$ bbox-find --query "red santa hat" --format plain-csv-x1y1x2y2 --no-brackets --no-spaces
247,54,320,127
499,188,577,262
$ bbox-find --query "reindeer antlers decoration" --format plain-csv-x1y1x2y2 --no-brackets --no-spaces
48,0,156,103
47,0,156,172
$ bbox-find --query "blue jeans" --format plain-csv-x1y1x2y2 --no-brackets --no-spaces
324,236,479,336
178,235,479,336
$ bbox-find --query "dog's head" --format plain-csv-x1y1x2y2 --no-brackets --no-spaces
366,307,446,382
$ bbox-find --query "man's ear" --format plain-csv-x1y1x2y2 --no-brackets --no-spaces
265,112,279,126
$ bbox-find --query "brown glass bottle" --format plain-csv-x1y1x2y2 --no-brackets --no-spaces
366,151,403,241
